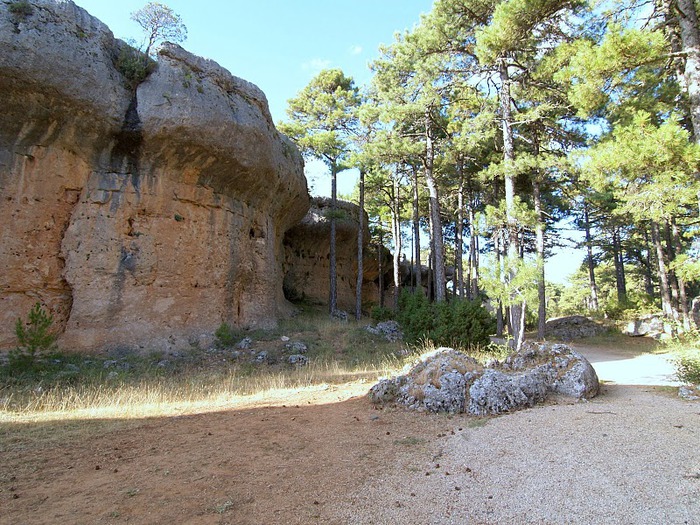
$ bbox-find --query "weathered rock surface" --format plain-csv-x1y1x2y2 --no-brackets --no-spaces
369,343,599,415
545,315,607,340
283,197,385,313
624,313,672,339
0,1,309,351
365,320,403,342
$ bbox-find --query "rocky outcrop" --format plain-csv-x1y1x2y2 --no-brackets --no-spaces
545,315,607,340
624,314,673,339
365,320,403,342
369,343,599,415
283,197,387,313
0,1,309,351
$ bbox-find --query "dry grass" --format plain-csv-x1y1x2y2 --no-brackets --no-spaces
0,308,507,425
0,357,407,423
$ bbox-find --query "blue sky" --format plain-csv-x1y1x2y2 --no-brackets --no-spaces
72,0,581,283
73,0,433,196
72,1,432,124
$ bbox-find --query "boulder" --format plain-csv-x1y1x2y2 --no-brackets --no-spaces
624,314,670,339
369,343,599,415
545,315,606,340
365,320,403,342
0,1,309,352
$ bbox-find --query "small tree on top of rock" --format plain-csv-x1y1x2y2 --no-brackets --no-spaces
131,2,187,57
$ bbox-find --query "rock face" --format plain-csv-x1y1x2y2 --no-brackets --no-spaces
0,1,309,351
283,197,385,313
369,343,599,415
545,315,607,340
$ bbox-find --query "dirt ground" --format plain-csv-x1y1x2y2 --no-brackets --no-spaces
1,386,454,525
1,342,699,525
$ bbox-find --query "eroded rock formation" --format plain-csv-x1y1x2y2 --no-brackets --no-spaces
545,315,607,340
283,197,389,313
0,1,308,351
369,343,599,415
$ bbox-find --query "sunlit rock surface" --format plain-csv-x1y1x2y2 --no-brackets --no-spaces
0,0,308,351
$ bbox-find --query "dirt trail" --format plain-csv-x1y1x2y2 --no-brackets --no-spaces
1,343,699,525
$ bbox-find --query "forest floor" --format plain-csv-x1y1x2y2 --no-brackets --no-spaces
1,337,699,525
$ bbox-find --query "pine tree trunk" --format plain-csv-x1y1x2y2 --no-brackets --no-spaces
611,229,627,304
425,110,446,302
583,202,599,311
671,218,691,329
355,169,365,320
392,168,402,310
665,222,681,315
329,163,338,315
651,221,675,319
378,233,384,309
456,172,465,299
643,227,656,297
495,231,504,337
499,58,524,350
671,0,700,214
533,177,546,340
673,0,700,142
469,203,479,299
413,166,422,292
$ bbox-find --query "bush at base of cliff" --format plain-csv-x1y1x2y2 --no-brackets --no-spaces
9,302,57,371
397,291,495,348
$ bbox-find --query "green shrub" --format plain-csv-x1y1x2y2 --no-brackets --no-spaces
215,322,239,347
9,1,33,18
396,291,495,348
397,291,435,343
675,352,700,385
370,306,394,322
9,302,57,370
114,41,155,90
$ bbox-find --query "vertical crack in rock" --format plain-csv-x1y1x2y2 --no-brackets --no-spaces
111,94,143,182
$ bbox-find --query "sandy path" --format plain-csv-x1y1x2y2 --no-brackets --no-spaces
574,343,681,386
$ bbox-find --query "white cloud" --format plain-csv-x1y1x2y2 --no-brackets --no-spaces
301,58,332,73
348,45,363,56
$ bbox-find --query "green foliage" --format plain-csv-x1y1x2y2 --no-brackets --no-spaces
580,112,700,222
551,262,658,321
9,0,33,17
279,68,361,171
9,303,57,370
131,1,187,57
114,41,155,90
480,253,541,309
370,306,394,322
214,322,240,348
397,291,495,348
674,350,700,385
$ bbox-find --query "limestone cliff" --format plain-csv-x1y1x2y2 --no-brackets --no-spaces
0,0,309,351
283,198,390,313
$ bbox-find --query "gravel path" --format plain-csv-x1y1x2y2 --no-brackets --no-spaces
330,344,700,525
